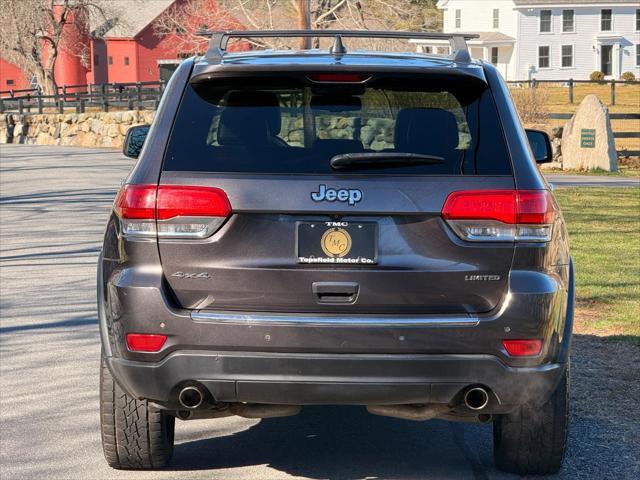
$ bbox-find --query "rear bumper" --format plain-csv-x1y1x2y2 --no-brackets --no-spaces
107,350,566,411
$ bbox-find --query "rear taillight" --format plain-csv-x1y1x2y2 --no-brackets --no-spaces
503,339,542,357
114,184,231,238
442,190,556,242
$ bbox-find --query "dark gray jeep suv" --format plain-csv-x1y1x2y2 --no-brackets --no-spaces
98,31,573,475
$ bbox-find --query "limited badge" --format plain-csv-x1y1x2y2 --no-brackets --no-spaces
321,227,352,257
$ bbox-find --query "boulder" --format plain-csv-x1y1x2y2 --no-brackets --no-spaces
90,118,102,134
561,95,617,171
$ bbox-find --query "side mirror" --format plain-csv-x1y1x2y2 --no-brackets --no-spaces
122,124,150,159
525,129,553,164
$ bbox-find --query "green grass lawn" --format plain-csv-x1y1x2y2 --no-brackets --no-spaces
554,187,640,344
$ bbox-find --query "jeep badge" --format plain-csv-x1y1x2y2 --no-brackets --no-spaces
311,184,362,206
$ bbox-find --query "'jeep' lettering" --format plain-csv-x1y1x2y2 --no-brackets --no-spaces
311,185,362,206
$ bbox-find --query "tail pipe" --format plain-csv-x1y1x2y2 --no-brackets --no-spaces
463,387,489,411
178,385,205,409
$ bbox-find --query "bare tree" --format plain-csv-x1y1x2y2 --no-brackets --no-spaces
296,0,311,49
155,0,441,53
152,0,252,56
0,0,114,94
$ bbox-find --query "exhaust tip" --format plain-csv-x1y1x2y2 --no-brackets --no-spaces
178,386,204,409
175,410,192,420
464,387,489,411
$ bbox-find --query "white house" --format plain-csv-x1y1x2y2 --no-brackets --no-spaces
413,0,640,80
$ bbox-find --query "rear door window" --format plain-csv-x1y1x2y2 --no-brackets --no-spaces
163,75,512,175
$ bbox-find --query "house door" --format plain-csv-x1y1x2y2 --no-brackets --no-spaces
601,45,613,76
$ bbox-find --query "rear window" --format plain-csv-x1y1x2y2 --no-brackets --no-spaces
163,75,512,175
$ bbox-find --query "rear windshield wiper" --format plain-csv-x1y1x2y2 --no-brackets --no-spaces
330,152,444,170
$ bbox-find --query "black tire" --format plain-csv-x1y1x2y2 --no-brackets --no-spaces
493,361,570,475
100,355,175,469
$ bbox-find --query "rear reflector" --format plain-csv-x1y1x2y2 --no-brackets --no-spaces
126,333,167,352
307,73,371,83
442,190,556,242
114,184,231,238
503,339,542,357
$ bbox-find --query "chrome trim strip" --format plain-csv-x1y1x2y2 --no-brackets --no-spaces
191,311,479,327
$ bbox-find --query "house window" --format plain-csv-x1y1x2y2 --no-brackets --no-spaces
491,47,499,65
636,45,640,66
539,10,552,33
455,9,461,29
6,79,15,86
108,56,113,65
601,9,612,31
561,45,573,67
493,9,499,29
538,46,550,68
636,9,639,31
124,56,130,66
562,10,574,32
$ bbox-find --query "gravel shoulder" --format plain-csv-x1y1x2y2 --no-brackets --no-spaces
1,144,639,479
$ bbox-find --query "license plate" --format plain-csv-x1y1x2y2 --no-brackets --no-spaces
297,222,377,265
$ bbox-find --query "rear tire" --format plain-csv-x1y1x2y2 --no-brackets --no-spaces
493,361,569,475
100,355,175,469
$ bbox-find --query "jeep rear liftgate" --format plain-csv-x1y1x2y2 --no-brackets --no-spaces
154,72,517,314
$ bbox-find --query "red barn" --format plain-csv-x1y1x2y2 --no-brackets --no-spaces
91,0,247,84
0,0,245,91
0,59,31,91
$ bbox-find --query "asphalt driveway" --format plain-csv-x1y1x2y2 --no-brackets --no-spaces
1,144,638,479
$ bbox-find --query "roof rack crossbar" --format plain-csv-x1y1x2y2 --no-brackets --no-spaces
200,30,479,64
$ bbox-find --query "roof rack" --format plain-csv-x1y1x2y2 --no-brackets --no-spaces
200,30,479,64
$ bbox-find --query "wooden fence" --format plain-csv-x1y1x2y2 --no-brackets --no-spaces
0,81,165,114
506,79,640,106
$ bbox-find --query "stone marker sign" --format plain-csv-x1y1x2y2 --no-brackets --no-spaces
561,95,617,171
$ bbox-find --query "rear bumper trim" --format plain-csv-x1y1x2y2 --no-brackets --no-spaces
107,351,565,408
191,311,480,327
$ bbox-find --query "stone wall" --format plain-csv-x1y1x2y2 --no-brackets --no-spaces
0,110,155,148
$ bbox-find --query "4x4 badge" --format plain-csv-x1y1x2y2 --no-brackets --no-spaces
311,184,362,206
171,272,210,279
